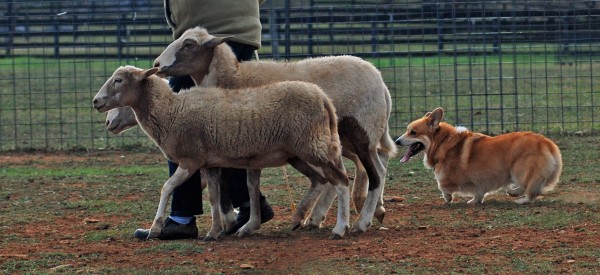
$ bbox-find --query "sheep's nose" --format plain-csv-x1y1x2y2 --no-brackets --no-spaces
153,61,160,68
93,98,98,105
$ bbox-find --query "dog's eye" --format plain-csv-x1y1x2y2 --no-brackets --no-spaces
410,130,417,136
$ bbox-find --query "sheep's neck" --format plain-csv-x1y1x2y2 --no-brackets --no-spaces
199,44,243,89
132,81,177,147
190,46,216,87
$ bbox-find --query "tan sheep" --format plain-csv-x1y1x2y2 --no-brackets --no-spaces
107,26,397,233
93,66,351,240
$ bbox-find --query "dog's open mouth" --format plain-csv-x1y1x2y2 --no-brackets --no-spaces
400,142,424,163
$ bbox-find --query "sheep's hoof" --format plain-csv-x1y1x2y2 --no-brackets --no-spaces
202,236,218,242
350,224,369,234
374,211,385,224
329,233,343,240
146,230,161,240
302,224,319,231
291,223,302,231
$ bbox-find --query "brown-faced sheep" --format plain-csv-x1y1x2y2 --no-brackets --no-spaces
93,66,351,240
106,27,396,233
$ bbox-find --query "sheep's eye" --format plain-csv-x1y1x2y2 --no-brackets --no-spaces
184,42,195,49
114,78,122,84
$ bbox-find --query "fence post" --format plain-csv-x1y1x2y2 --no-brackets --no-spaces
117,14,126,61
6,1,14,56
436,1,445,52
493,16,500,54
54,18,60,58
284,0,290,59
561,15,572,55
307,0,314,56
269,8,280,59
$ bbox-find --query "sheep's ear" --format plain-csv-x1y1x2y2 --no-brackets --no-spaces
142,68,159,79
203,36,232,48
428,108,444,128
133,68,159,81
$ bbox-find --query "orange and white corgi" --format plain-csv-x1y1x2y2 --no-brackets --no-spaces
395,107,562,204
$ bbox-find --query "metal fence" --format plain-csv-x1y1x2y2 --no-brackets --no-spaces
1,0,599,151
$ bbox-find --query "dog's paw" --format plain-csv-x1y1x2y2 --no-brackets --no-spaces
515,197,532,205
507,187,525,197
442,193,453,203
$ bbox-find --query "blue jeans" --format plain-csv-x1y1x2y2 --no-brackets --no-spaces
168,41,265,217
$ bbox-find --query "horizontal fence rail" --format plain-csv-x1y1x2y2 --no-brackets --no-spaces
0,0,598,151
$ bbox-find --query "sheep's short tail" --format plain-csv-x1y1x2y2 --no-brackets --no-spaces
324,98,342,159
378,126,397,158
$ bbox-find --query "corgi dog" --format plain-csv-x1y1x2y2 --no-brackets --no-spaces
395,107,562,204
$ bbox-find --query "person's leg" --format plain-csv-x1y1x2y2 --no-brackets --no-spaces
167,75,203,221
224,41,274,234
134,75,201,240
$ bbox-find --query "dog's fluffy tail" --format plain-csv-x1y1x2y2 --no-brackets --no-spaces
526,147,562,201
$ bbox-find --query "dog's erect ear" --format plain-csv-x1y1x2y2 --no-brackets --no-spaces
424,112,432,118
428,108,444,128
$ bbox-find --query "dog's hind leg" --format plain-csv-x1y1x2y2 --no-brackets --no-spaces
467,195,484,204
507,186,525,197
512,157,553,204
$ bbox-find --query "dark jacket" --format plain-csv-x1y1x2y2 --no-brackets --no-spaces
164,0,263,48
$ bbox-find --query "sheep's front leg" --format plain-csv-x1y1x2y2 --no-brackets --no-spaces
237,169,262,237
303,183,336,230
331,183,350,239
204,168,224,241
148,166,192,239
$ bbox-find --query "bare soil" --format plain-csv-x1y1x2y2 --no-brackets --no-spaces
1,152,598,274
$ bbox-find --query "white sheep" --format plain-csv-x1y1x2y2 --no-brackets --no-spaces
107,26,397,233
93,66,351,240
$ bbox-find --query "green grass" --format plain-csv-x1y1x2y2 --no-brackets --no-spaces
0,135,599,273
2,49,600,150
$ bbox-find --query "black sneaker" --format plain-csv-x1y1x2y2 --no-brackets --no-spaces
225,198,275,235
133,217,198,240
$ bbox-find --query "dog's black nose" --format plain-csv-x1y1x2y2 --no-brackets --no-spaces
394,137,402,145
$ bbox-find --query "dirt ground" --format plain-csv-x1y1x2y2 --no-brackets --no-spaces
1,152,599,274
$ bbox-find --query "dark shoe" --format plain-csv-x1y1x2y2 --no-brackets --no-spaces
133,217,198,240
225,198,274,235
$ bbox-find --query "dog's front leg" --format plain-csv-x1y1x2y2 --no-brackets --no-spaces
442,192,453,203
148,166,193,239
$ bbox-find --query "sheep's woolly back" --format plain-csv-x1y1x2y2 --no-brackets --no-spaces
122,68,340,169
171,27,396,158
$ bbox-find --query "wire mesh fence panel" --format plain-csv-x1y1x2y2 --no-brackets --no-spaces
1,0,598,151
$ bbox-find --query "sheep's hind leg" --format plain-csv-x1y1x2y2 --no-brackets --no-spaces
351,146,386,234
345,151,368,214
204,168,225,241
374,147,392,224
287,158,328,230
321,159,350,239
211,168,236,237
236,169,262,237
148,166,193,239
303,183,336,230
331,183,350,239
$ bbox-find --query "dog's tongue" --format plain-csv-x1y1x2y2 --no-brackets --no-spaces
400,145,415,163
